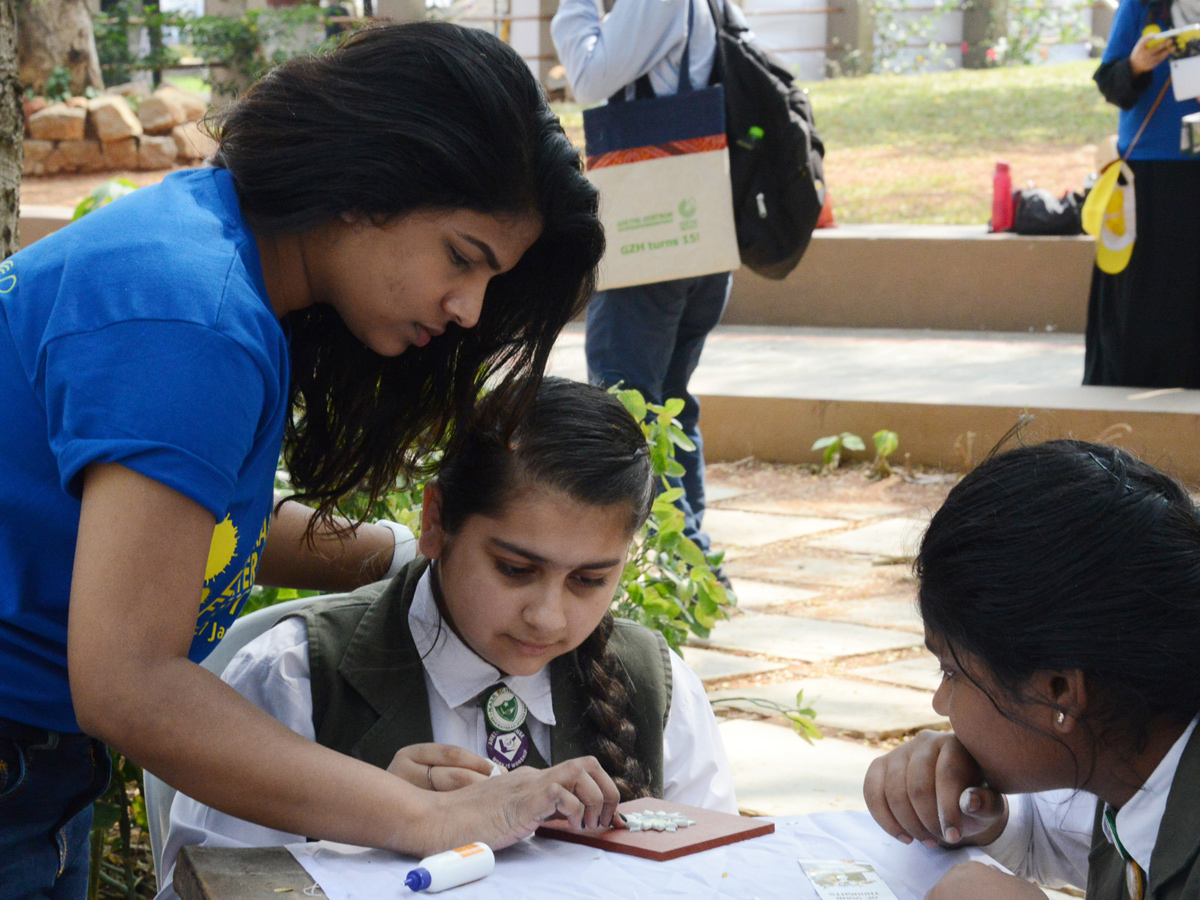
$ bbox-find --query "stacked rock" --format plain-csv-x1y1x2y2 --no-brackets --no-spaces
23,84,217,177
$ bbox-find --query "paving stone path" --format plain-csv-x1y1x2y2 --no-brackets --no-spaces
694,463,1082,900
690,462,953,818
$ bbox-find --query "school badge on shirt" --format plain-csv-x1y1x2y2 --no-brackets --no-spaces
482,685,531,770
484,686,527,732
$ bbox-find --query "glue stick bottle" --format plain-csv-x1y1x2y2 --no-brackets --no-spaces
404,843,495,893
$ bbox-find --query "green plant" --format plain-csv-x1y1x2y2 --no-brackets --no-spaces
73,179,139,221
989,0,1092,66
89,751,153,900
711,688,822,743
188,6,329,99
871,0,959,75
870,429,901,479
812,431,864,471
44,66,73,103
95,4,346,96
610,388,735,652
94,1,139,85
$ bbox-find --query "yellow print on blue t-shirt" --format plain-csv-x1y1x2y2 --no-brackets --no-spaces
0,260,17,295
190,512,271,656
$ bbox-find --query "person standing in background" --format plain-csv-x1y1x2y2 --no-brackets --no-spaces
552,0,747,576
1085,0,1200,387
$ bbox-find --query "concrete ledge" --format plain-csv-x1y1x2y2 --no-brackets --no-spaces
700,393,1200,484
19,206,74,246
726,225,1096,334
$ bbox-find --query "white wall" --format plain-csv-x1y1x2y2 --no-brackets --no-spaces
742,0,829,81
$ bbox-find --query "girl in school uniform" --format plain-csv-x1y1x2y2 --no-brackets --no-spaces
863,440,1200,900
156,378,736,894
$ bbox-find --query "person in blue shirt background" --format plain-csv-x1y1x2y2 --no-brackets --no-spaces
1085,0,1200,387
0,22,616,900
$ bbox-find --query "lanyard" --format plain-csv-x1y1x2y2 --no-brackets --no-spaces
1104,806,1147,900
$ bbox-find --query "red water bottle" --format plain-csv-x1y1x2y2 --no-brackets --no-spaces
991,161,1013,232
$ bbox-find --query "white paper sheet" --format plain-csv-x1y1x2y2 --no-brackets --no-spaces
287,811,994,900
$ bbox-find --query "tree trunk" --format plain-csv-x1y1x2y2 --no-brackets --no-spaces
1,0,21,259
17,0,104,96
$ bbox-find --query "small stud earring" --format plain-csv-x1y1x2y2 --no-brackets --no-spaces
1056,711,1066,725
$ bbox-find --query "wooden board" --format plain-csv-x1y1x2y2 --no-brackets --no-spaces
535,798,774,862
175,845,319,900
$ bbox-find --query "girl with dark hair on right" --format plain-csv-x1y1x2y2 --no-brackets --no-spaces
1,21,605,900
155,377,736,898
863,440,1200,900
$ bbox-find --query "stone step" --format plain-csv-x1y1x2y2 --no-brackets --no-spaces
727,225,1095,334
548,324,1200,481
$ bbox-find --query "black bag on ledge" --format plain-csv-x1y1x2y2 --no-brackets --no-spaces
704,0,826,280
1011,187,1085,236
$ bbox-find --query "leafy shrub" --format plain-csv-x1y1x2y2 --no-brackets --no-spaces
44,66,74,103
610,388,734,651
94,4,358,97
73,179,139,222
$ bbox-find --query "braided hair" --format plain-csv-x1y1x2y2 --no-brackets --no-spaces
569,615,653,800
436,377,655,799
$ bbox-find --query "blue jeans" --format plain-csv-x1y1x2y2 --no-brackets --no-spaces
0,717,111,900
585,271,733,552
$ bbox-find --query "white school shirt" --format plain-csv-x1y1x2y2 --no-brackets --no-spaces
551,0,749,106
155,571,737,900
982,717,1199,891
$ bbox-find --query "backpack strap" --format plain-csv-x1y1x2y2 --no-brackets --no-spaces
704,0,726,85
609,0,697,103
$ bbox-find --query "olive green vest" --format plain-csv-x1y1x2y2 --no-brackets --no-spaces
295,558,672,798
1086,724,1200,900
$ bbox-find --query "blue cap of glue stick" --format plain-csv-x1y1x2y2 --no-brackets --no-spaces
404,868,432,892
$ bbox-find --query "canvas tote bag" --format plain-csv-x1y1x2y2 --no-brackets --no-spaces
583,3,741,290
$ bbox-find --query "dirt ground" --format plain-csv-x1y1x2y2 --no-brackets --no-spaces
20,142,1100,223
19,165,194,208
823,141,1101,224
707,458,954,510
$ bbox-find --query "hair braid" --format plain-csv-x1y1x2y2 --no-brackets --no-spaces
570,614,653,801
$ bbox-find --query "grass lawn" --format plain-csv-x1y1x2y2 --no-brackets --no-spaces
554,59,1119,224
163,73,211,98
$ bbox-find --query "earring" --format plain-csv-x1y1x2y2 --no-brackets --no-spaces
1056,711,1066,725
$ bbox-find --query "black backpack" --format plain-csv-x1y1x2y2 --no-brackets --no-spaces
704,0,826,280
1010,187,1085,236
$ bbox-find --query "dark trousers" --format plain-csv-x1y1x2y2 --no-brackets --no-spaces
1084,159,1200,387
0,717,111,900
585,271,732,552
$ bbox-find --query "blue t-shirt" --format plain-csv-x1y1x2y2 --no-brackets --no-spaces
1102,0,1200,160
0,168,290,732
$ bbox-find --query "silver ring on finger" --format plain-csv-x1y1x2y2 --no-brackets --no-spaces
427,765,436,791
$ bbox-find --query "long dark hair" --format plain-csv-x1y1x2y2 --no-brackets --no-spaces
208,23,604,524
437,377,656,799
917,440,1200,756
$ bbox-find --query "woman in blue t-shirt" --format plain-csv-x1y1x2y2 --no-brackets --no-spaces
1085,0,1200,386
0,23,612,900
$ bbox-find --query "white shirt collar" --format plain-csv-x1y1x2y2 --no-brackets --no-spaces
1102,716,1199,876
408,567,556,726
